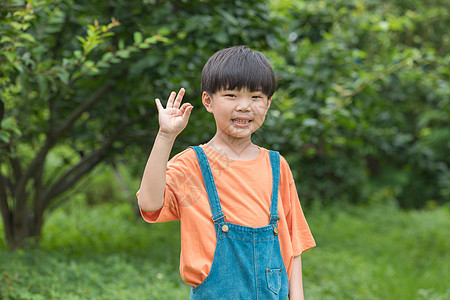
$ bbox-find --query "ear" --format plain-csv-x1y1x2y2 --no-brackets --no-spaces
202,92,214,113
266,97,272,111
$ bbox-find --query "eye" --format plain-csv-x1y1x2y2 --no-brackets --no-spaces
225,94,237,98
252,95,263,100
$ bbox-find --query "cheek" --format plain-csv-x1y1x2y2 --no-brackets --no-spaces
252,102,269,115
254,115,266,125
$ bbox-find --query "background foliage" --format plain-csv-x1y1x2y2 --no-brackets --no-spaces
263,0,449,207
0,0,449,297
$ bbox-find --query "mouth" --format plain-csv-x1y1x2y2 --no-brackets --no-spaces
232,119,252,125
231,118,252,128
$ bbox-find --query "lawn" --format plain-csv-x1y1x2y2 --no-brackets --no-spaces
1,199,448,299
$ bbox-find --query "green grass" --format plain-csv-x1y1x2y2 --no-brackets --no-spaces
304,203,449,299
1,200,449,299
0,200,190,300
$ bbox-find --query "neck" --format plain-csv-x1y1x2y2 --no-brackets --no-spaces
207,134,259,160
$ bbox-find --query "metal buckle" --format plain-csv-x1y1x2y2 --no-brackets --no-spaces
211,212,226,223
270,214,279,222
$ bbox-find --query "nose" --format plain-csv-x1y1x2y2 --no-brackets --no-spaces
235,97,252,112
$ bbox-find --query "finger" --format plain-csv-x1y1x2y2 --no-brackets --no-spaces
182,105,193,121
179,102,192,112
166,91,176,108
173,87,185,109
155,98,163,112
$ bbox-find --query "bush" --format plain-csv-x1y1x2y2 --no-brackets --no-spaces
262,0,449,208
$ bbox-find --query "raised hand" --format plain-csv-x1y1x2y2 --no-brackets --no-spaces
155,88,193,137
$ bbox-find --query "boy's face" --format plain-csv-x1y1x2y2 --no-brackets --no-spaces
202,88,272,140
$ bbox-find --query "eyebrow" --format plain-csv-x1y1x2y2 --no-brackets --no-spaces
220,88,264,93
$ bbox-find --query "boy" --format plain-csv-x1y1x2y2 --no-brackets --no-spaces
137,46,315,299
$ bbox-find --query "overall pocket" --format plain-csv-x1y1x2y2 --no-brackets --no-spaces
266,268,282,294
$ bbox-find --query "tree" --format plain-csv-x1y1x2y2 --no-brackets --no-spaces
0,0,281,249
265,0,449,207
0,0,169,249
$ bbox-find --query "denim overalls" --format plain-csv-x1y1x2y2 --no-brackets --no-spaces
190,146,289,300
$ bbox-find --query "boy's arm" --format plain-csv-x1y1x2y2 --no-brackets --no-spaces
289,255,304,300
138,88,193,212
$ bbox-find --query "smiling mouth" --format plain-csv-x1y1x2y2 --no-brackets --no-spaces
232,119,252,124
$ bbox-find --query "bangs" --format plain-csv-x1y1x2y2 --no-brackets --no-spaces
201,46,276,98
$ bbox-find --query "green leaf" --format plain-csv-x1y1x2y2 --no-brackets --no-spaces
138,43,151,49
133,32,143,44
0,131,10,143
117,50,130,59
19,33,36,43
96,61,110,68
87,24,97,34
4,52,17,63
9,21,23,30
144,36,158,44
56,70,70,84
76,36,86,45
101,52,114,61
302,118,318,127
118,39,125,50
213,32,228,44
157,27,171,36
1,116,19,132
101,32,114,39
74,50,83,59
0,36,13,44
216,8,239,26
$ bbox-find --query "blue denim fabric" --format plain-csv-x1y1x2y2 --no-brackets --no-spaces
190,146,289,300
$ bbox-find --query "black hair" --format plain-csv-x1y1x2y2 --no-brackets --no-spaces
201,46,276,98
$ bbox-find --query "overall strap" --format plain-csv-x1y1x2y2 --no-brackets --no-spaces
269,150,281,226
190,146,226,226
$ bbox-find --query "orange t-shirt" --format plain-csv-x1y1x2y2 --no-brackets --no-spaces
139,145,315,287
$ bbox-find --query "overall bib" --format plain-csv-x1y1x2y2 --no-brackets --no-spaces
190,146,289,300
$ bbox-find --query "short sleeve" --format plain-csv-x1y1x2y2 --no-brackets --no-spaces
138,189,180,223
281,158,316,256
137,148,202,224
